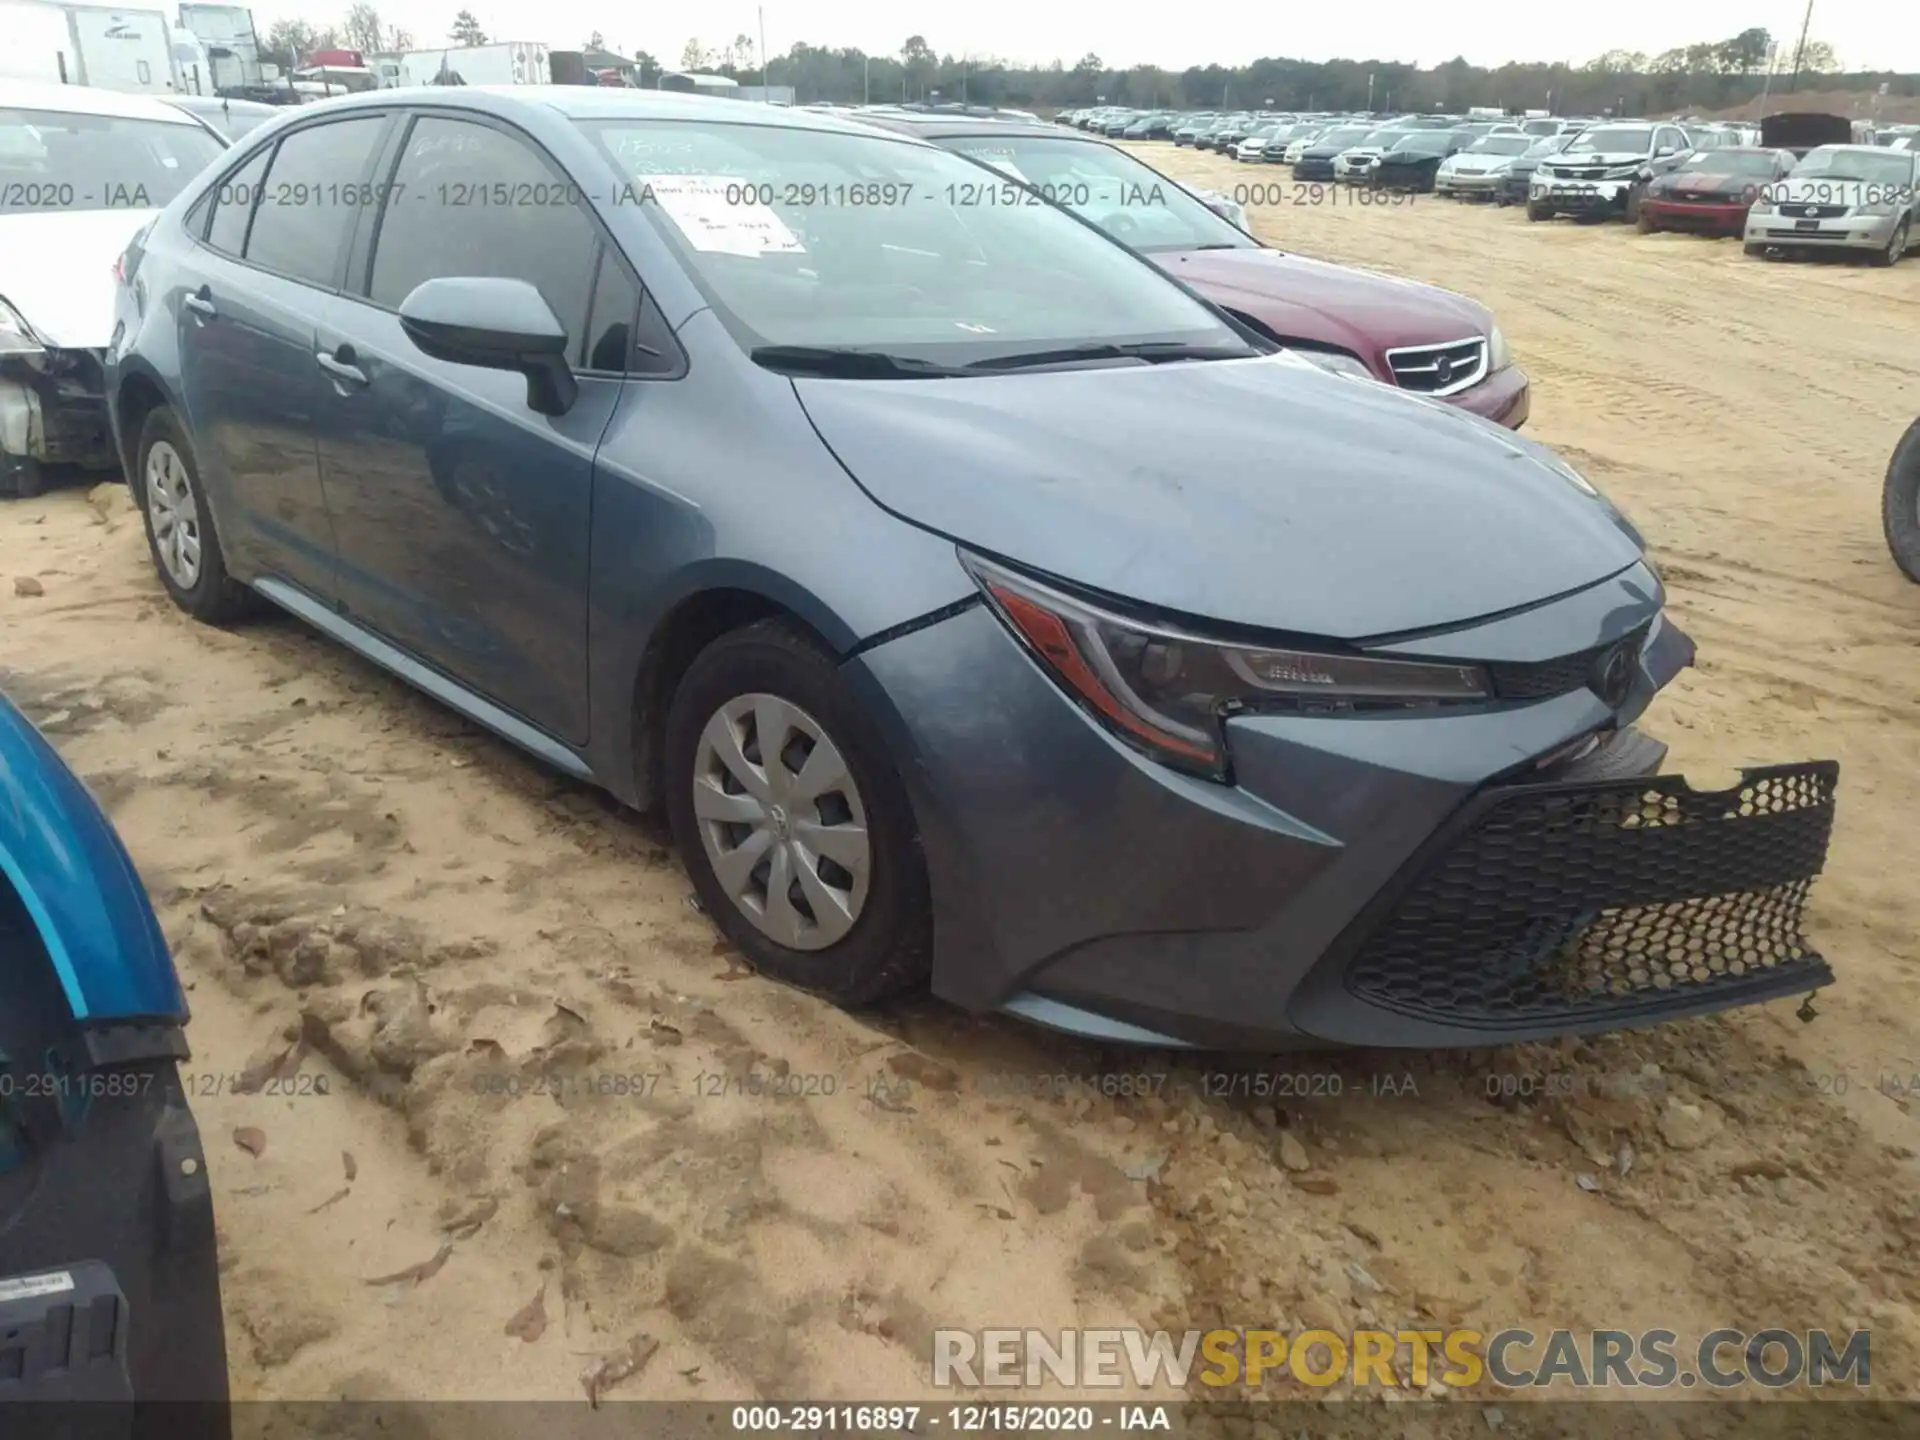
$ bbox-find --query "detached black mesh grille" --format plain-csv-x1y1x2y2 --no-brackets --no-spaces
1344,763,1837,1029
1485,623,1651,703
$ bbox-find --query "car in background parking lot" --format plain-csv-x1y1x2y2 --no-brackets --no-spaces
1743,144,1918,265
1372,129,1473,192
1529,121,1691,221
1496,130,1583,206
1637,147,1796,236
861,113,1531,429
1435,132,1536,199
1,79,226,498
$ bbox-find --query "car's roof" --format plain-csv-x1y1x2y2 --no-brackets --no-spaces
0,78,207,125
856,113,1074,142
1805,142,1912,157
278,85,929,139
166,94,283,116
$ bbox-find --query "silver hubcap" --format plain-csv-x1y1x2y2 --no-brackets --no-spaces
145,441,202,589
691,693,870,951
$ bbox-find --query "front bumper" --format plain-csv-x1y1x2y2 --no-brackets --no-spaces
1,350,119,494
1743,209,1901,252
1438,171,1505,197
852,573,1835,1050
1530,177,1632,215
0,1060,229,1420
1641,199,1750,234
1294,158,1337,180
1442,364,1530,430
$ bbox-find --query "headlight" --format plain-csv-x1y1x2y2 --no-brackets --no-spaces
1604,165,1642,180
1292,348,1377,381
0,297,45,358
1488,325,1513,371
962,553,1492,779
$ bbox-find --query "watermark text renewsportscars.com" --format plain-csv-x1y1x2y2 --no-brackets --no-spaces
933,1327,1870,1390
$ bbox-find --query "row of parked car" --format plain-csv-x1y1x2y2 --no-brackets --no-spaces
1101,105,1919,268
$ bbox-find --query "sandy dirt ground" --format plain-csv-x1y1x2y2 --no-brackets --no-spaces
3,150,1920,1428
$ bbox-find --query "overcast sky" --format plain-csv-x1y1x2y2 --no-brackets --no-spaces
243,0,1910,74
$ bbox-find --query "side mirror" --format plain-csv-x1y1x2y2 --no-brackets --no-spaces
398,276,578,417
1655,146,1677,157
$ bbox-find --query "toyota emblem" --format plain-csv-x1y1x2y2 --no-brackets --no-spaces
1593,642,1637,708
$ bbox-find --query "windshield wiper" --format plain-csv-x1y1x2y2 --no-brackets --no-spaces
964,341,1254,372
750,345,966,379
1188,242,1246,250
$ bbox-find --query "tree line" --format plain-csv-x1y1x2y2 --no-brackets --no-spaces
258,16,1917,117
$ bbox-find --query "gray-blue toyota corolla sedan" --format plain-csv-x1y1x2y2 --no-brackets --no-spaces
104,89,1839,1050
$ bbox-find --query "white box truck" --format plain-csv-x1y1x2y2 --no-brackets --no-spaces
0,0,180,92
394,42,550,88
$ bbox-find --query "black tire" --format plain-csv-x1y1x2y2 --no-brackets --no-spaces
1636,212,1656,234
1744,242,1768,258
663,617,932,1006
1623,186,1642,225
133,406,258,625
1884,420,1920,584
1872,218,1910,268
1526,200,1551,222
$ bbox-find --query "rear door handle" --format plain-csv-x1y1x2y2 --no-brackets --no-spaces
315,350,367,388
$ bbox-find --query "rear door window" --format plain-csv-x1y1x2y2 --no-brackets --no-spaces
244,116,388,288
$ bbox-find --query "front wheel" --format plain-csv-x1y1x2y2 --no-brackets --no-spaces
1884,420,1920,584
1873,217,1910,268
1526,200,1551,222
663,618,932,1006
134,407,258,625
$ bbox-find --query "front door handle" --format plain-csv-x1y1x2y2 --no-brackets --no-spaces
183,289,216,321
315,349,367,388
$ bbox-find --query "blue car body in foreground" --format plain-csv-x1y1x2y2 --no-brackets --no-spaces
0,697,186,1023
0,691,228,1415
105,88,1836,1052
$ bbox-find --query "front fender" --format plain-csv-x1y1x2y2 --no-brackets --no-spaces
0,693,185,1024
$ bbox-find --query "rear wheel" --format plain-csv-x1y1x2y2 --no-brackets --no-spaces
134,407,258,625
663,618,931,1006
1884,420,1920,584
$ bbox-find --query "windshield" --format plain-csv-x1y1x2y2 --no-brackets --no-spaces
1314,127,1374,149
1566,126,1655,154
1522,120,1562,136
1467,135,1533,156
1527,134,1573,156
1675,150,1779,176
0,108,224,214
581,120,1251,362
941,134,1256,254
1390,133,1454,155
1790,147,1912,184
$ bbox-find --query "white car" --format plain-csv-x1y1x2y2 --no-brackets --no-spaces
1529,121,1692,221
1334,140,1393,183
0,79,226,497
1743,144,1919,266
1234,124,1286,162
1435,133,1537,198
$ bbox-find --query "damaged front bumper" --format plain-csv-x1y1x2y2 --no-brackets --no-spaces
2,348,119,497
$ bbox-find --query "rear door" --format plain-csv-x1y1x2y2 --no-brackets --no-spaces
308,110,629,744
173,113,391,601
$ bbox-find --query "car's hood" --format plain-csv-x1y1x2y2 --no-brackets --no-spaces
0,209,156,349
1766,174,1881,204
1150,247,1487,366
1649,168,1757,195
1341,147,1387,161
1447,156,1513,172
1545,151,1651,169
792,354,1641,638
